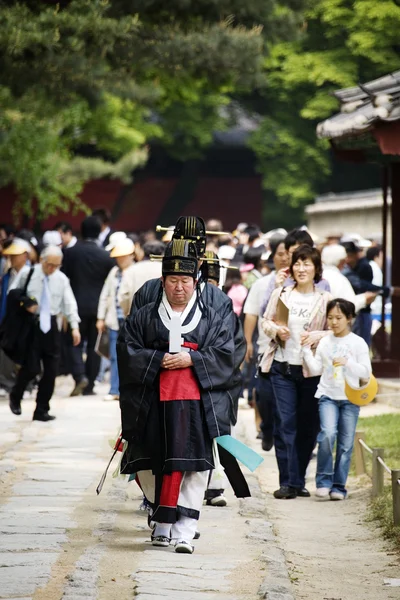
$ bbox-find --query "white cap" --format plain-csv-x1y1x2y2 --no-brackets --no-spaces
218,245,236,260
110,238,135,258
2,237,32,255
42,230,62,246
322,244,347,267
340,233,372,248
105,231,127,251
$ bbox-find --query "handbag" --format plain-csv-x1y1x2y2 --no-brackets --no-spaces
0,267,38,366
95,329,110,359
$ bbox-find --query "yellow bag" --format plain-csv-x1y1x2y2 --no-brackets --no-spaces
345,374,378,406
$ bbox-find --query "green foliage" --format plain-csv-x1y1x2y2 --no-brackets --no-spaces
359,413,400,551
0,0,266,221
250,0,400,211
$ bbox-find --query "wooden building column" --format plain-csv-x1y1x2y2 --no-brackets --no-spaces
391,163,400,361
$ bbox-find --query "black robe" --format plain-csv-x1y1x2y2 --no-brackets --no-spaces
117,300,235,476
123,278,246,425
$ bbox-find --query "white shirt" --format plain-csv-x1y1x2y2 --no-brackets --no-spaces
65,236,77,249
18,264,80,330
98,226,111,246
322,265,366,312
8,264,31,292
370,260,383,315
303,332,371,400
243,273,274,354
276,290,314,365
128,260,163,297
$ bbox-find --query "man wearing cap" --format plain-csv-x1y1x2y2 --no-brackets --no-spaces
62,216,115,396
342,241,389,346
8,245,81,421
0,239,32,395
0,238,31,316
117,240,237,553
96,237,136,401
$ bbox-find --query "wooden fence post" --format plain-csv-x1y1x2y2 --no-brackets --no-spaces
354,431,366,476
372,448,385,497
392,469,400,527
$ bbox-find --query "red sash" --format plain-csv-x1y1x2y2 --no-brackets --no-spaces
159,367,200,401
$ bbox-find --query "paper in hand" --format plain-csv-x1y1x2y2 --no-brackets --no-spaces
169,314,182,353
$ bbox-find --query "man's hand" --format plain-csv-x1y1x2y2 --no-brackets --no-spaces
71,328,81,347
245,343,254,363
275,268,290,288
96,319,105,333
161,352,193,370
277,326,290,341
365,291,378,305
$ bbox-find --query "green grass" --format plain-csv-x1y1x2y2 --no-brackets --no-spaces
357,413,400,550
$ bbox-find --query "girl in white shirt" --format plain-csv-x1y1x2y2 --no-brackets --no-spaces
303,298,372,500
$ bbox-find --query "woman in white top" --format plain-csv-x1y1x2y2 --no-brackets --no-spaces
303,298,372,500
97,239,136,401
261,245,332,500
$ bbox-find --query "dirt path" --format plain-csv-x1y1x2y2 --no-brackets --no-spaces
240,402,400,600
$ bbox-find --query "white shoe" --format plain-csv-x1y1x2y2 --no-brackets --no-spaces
103,394,119,401
174,540,194,554
315,487,330,498
330,491,345,501
209,494,227,507
0,388,6,397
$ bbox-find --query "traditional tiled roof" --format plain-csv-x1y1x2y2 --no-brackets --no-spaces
316,71,400,140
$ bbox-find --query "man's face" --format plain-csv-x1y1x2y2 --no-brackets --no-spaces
10,253,28,271
274,242,289,271
346,252,358,268
41,255,62,276
58,229,72,247
164,275,195,306
288,243,300,260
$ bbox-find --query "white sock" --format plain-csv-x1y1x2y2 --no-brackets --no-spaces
171,516,197,542
153,523,171,538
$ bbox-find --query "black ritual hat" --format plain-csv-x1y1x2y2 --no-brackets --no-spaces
162,239,198,278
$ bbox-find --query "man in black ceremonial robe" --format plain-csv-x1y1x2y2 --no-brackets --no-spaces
123,216,246,427
117,240,236,554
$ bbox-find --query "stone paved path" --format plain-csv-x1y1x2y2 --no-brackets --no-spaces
0,377,289,600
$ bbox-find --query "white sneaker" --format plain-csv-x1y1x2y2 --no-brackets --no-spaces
330,491,345,501
174,540,194,554
103,394,119,401
209,494,227,507
315,487,330,498
0,388,6,397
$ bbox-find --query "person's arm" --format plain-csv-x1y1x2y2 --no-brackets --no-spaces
244,314,258,362
344,339,372,380
302,342,324,377
190,312,235,391
117,309,165,388
261,287,288,340
97,270,113,322
61,279,81,345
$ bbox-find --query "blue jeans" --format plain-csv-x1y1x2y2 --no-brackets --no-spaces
353,311,372,347
270,361,320,489
109,328,119,395
316,396,360,495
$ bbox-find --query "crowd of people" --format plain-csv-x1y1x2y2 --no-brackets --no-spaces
0,212,387,552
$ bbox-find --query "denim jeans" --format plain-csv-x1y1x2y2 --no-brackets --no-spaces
108,328,119,395
270,361,320,489
316,395,360,495
255,372,274,442
353,311,372,347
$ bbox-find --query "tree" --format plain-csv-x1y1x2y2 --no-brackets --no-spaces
0,0,267,221
249,0,400,214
